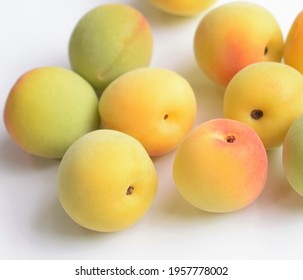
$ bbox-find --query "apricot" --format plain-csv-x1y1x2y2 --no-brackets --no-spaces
69,4,153,95
98,68,197,156
149,0,216,16
58,129,158,232
173,118,268,213
3,67,100,159
194,2,284,87
224,62,303,150
283,113,303,197
283,11,303,74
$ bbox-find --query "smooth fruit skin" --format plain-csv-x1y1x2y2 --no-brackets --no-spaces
223,62,303,150
194,2,284,87
173,118,268,213
284,11,303,74
99,68,197,157
58,129,158,232
69,4,153,95
283,113,303,197
149,0,216,16
3,67,100,159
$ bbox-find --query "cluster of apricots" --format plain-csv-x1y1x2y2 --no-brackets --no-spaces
3,1,303,232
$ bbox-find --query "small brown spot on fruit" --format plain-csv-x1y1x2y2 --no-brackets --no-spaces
225,135,236,143
163,114,168,120
251,109,263,120
126,186,134,196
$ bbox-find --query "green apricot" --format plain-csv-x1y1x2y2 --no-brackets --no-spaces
4,67,100,159
283,113,303,196
69,4,153,95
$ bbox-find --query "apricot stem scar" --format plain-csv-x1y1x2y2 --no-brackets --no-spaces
163,114,168,120
264,46,268,55
225,135,236,143
251,109,263,120
126,186,134,195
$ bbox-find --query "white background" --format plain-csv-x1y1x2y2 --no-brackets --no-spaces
1,0,303,260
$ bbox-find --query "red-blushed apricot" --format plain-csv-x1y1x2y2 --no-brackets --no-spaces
173,118,268,213
194,2,284,87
